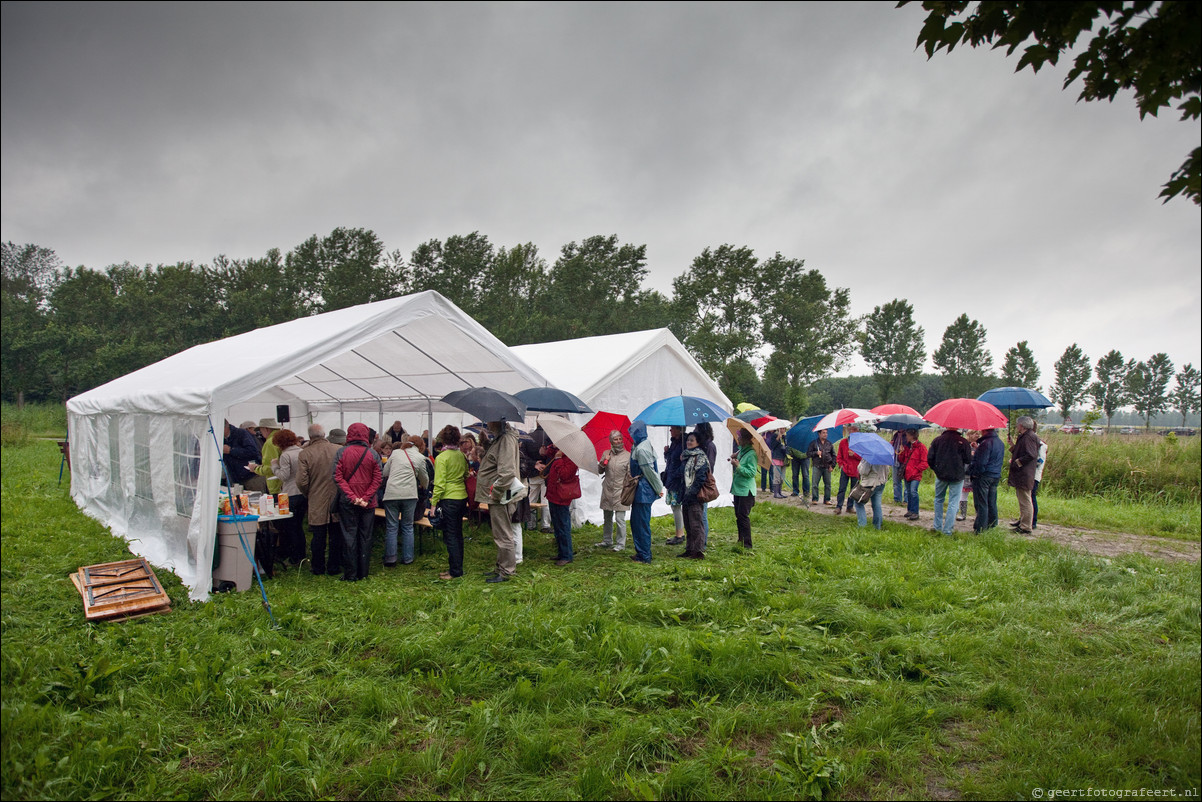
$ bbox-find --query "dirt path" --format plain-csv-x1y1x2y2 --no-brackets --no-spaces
760,490,1201,563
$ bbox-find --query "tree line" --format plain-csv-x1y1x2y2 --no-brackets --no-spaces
2,233,1199,427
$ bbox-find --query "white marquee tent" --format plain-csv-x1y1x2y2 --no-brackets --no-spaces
66,291,551,600
511,329,734,525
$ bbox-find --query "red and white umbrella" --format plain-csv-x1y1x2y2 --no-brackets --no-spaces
923,398,1008,431
812,408,878,431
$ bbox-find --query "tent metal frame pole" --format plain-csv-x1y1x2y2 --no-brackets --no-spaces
426,396,434,454
339,402,344,429
378,401,383,439
390,331,475,388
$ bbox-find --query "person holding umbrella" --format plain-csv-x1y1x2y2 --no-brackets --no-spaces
968,428,1005,533
536,442,581,566
730,429,759,548
477,419,523,582
663,426,686,546
1007,416,1041,534
807,429,836,505
898,429,929,520
678,432,711,558
834,425,862,515
854,453,890,530
692,421,718,545
628,421,664,563
928,426,973,535
891,428,908,504
767,429,788,499
596,430,631,552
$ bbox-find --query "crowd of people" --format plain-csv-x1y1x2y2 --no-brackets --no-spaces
219,412,1048,587
757,417,1047,536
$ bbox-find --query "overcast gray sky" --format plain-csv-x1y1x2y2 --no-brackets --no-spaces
3,1,1199,384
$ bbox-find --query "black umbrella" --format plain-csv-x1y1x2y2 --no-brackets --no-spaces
441,387,527,422
514,387,593,414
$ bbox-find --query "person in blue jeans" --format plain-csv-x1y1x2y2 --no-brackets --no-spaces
538,443,581,566
693,422,717,546
628,421,664,563
969,428,1004,533
891,429,907,503
897,429,928,520
928,427,972,535
381,440,428,566
854,460,889,529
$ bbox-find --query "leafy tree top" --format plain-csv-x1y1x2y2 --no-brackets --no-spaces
901,0,1202,204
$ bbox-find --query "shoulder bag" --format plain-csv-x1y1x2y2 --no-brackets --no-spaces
620,459,641,506
848,483,873,505
696,472,719,503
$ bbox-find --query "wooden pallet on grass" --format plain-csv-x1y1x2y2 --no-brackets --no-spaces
69,558,171,621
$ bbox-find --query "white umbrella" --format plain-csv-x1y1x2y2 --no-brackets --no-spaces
536,415,603,475
755,418,792,434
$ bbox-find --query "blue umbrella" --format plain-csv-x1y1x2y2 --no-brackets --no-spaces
785,415,844,453
849,432,895,465
514,387,593,414
977,386,1053,410
633,395,730,426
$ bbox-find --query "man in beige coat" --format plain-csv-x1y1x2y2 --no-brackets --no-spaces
298,424,343,575
596,430,631,551
476,420,521,583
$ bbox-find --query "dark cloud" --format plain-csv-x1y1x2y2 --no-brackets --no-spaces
3,1,1199,381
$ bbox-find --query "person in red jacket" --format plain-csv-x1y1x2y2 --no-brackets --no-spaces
898,428,929,521
537,443,581,566
834,425,863,515
333,422,383,581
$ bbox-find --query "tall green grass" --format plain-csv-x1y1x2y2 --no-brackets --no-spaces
2,440,1199,800
0,402,67,440
1037,432,1201,505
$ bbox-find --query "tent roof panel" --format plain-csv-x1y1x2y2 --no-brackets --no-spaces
511,329,728,406
67,291,550,417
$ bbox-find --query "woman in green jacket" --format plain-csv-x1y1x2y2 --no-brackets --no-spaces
729,429,759,549
430,426,469,580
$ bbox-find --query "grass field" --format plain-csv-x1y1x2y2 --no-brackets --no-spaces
2,440,1199,800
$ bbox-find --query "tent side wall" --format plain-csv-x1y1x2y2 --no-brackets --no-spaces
69,410,218,601
572,344,734,527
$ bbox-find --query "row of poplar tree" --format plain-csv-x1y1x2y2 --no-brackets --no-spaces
2,231,1198,426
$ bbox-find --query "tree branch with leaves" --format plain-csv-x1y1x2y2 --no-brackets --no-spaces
901,0,1201,204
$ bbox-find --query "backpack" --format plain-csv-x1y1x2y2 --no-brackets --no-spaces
929,436,965,482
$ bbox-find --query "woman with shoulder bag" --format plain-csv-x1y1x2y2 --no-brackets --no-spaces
854,456,889,530
678,433,712,559
380,438,428,567
537,443,581,566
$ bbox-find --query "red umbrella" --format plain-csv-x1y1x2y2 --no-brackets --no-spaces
748,415,775,429
582,411,634,460
871,403,921,417
923,398,1008,430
